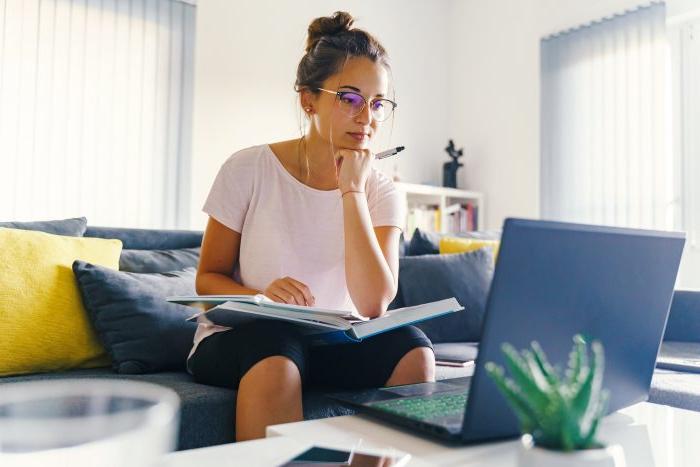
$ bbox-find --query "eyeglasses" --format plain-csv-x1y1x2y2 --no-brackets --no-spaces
316,87,397,122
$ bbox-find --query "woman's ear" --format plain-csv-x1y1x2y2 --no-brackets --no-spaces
300,89,315,115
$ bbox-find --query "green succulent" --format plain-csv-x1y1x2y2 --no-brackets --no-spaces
484,334,609,451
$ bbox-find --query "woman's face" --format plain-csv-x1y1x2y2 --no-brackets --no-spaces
307,56,390,150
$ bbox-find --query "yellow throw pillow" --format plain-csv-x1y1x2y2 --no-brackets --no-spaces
0,227,122,376
439,236,500,261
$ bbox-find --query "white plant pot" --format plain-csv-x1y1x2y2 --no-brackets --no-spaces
518,435,626,467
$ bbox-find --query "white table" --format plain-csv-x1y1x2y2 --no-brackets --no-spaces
158,402,700,466
155,436,412,467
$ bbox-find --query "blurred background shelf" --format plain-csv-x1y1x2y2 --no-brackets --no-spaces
394,182,485,237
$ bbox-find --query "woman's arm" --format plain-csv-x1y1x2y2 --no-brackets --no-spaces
196,217,261,295
343,192,401,318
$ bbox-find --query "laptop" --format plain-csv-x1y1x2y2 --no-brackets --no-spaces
330,218,686,444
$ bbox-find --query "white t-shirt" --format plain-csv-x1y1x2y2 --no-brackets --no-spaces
186,144,405,364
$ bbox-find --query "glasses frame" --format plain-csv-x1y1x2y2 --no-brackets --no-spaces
316,87,397,122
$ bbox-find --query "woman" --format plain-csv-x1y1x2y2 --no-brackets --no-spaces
187,11,435,441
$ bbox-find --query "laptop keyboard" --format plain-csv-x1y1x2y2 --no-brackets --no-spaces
369,391,469,423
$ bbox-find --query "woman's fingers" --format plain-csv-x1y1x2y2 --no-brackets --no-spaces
267,291,290,304
264,277,315,306
285,277,315,306
276,279,308,305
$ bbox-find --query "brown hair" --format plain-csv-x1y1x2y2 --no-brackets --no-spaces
295,11,391,94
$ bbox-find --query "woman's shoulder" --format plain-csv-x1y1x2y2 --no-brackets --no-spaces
215,145,273,178
222,144,269,165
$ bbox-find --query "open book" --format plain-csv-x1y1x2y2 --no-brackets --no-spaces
167,294,465,344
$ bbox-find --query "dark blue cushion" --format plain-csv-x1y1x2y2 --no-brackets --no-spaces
119,247,200,273
664,290,700,343
396,248,494,342
85,226,203,250
406,228,442,255
72,260,197,374
0,217,87,236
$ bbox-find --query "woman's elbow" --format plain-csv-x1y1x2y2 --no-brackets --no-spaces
194,270,208,295
355,289,397,319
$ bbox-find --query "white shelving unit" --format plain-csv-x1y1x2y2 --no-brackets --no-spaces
394,182,485,235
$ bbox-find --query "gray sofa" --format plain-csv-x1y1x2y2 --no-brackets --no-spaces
1,225,699,451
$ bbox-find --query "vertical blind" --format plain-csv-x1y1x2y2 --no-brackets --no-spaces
540,2,673,230
0,0,195,228
673,19,700,247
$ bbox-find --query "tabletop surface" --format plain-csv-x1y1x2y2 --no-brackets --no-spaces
158,401,700,466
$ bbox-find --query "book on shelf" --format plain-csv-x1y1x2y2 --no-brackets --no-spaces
406,201,479,237
167,294,465,345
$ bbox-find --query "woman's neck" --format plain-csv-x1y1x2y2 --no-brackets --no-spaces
301,133,338,180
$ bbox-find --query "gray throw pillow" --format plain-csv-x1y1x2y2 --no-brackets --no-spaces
0,217,87,236
119,247,200,273
397,248,495,342
73,260,197,374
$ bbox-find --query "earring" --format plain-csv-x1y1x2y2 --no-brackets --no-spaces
305,107,312,113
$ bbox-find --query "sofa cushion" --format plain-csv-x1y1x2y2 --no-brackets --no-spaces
664,291,700,343
406,228,501,256
85,226,202,250
73,260,198,374
396,248,494,343
439,236,500,260
406,228,443,255
650,369,700,412
0,217,87,236
433,342,479,362
0,228,121,376
119,247,201,273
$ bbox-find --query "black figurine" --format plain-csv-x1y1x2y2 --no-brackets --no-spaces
442,139,463,188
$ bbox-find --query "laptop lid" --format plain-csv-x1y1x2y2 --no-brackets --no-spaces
461,218,685,443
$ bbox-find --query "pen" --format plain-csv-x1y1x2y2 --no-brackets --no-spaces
375,146,405,160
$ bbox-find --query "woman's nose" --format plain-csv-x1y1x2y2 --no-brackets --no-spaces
355,103,373,125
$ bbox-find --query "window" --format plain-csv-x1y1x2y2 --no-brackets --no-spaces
669,15,700,287
540,3,673,231
0,0,195,228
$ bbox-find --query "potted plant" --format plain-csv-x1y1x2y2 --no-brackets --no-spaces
485,334,626,467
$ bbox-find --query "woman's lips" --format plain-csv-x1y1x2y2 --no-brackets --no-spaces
347,132,369,141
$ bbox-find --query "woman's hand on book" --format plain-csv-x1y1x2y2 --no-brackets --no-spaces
263,277,315,306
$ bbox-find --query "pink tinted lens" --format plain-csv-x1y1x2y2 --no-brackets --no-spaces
339,93,365,113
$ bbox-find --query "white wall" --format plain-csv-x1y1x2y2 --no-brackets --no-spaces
189,0,452,230
447,0,541,232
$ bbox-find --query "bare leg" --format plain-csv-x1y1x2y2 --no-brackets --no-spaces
384,347,436,387
235,356,303,441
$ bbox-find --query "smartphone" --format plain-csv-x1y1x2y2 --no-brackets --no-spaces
280,446,410,467
281,446,352,466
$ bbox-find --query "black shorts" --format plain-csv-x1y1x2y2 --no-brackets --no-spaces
187,320,433,391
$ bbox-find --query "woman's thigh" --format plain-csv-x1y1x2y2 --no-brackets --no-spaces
187,320,308,389
307,325,433,390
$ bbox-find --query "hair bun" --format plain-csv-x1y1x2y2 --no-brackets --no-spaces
306,11,355,53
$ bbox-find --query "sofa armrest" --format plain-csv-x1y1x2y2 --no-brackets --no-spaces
664,290,700,343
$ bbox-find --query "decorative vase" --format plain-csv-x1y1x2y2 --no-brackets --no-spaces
518,435,626,467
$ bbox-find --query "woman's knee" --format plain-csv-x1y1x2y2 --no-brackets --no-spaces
387,346,435,386
402,347,435,376
239,355,305,396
